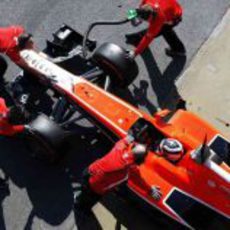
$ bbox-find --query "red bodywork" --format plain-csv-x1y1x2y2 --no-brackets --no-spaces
72,82,230,228
20,50,230,228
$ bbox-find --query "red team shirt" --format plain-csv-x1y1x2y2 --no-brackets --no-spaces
88,139,136,195
135,0,183,55
0,25,25,62
88,138,153,195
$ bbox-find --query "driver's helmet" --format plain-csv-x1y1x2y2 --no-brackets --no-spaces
158,138,184,163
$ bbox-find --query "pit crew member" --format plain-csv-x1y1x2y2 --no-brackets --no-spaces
127,0,185,57
74,137,162,211
0,25,34,77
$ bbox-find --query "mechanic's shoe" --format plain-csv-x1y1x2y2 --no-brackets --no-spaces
165,48,186,57
176,98,187,110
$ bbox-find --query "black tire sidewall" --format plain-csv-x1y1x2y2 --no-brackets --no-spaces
92,43,138,88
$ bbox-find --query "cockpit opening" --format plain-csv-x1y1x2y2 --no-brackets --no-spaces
128,118,185,163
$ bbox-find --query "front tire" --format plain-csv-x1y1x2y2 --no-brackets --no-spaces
91,43,139,88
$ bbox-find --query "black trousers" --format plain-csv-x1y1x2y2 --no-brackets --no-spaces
75,168,101,211
159,24,185,53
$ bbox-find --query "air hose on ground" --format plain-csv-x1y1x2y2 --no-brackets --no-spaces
82,9,140,58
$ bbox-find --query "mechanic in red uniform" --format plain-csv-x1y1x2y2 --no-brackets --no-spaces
0,97,25,136
127,0,185,57
74,137,162,211
0,25,34,77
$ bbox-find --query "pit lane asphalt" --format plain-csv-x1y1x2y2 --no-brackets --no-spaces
0,1,229,229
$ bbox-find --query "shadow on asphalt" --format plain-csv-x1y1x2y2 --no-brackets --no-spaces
0,130,110,228
0,177,10,230
114,48,186,116
0,137,73,227
116,82,158,115
140,48,187,110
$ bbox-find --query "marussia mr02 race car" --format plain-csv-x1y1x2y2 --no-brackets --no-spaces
3,25,230,229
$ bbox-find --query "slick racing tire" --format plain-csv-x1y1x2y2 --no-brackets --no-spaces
92,43,138,87
25,114,69,162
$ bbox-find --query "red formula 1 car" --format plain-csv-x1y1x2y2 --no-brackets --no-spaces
4,26,230,229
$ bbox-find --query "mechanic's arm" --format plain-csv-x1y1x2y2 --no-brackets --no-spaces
139,0,147,7
129,166,162,201
134,13,164,56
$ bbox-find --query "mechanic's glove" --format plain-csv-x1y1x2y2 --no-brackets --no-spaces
136,4,157,21
125,134,135,144
126,50,136,59
131,143,148,165
150,185,162,201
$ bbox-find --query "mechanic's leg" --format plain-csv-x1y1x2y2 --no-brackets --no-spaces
125,28,148,45
74,168,101,212
161,25,186,57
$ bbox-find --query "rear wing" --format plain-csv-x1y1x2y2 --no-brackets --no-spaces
44,24,97,57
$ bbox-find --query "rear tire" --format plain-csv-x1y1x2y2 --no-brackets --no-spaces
91,43,138,88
